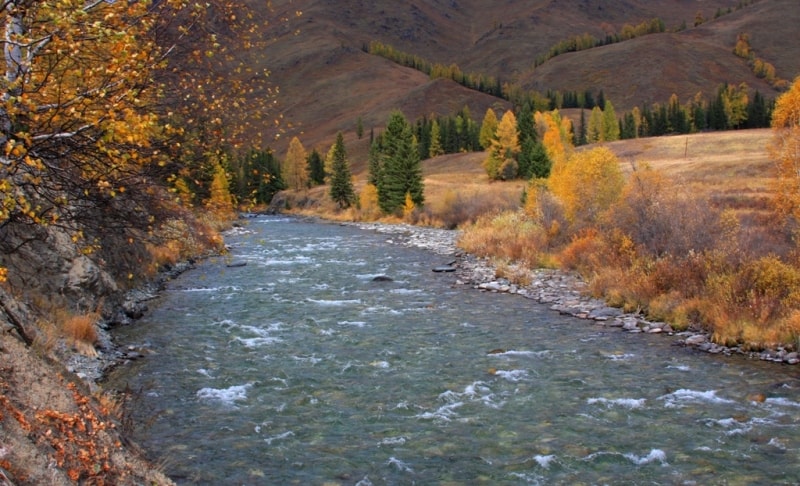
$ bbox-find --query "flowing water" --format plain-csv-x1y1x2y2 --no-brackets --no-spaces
106,216,800,485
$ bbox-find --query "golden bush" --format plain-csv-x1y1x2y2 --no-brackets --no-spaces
63,313,99,346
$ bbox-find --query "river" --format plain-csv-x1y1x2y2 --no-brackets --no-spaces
105,216,800,485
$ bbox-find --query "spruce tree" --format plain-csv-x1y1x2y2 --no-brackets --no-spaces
378,111,424,214
429,119,444,157
329,132,356,209
307,149,326,186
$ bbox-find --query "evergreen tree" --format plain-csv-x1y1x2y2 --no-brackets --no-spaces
746,90,770,128
329,132,356,209
576,108,587,145
232,149,285,205
621,112,637,139
356,116,364,139
516,102,536,142
254,150,286,204
429,119,444,157
587,106,604,143
529,140,551,179
367,135,383,187
516,102,541,178
307,149,326,186
378,111,424,213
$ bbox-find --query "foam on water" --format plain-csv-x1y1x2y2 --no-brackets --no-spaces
666,364,691,371
338,320,367,327
658,389,735,408
587,397,647,409
488,349,545,358
264,431,295,445
386,456,414,473
378,436,408,447
624,449,669,466
307,298,362,306
494,369,529,382
181,285,243,293
390,288,423,295
528,454,556,469
766,397,800,408
232,336,283,348
584,449,668,466
196,383,252,407
415,401,464,422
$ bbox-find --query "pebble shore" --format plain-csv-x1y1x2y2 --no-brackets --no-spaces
349,221,800,366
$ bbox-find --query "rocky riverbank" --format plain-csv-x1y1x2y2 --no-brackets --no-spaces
348,221,800,366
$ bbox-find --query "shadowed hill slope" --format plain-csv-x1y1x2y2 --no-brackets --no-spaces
249,0,798,154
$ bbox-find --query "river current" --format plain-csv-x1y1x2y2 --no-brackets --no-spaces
106,216,800,485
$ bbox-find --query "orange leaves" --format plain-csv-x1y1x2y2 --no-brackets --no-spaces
33,382,118,483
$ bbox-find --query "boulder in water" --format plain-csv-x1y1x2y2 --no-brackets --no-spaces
432,266,456,273
372,275,393,282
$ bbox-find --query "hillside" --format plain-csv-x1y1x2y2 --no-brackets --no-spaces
252,0,798,155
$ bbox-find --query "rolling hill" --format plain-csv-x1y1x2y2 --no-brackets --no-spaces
246,0,798,158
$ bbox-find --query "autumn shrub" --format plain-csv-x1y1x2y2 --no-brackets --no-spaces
424,187,521,229
458,211,546,267
523,181,569,248
556,229,607,275
357,184,382,221
62,312,99,346
547,146,624,227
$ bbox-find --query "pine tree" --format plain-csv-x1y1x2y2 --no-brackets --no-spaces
368,134,384,188
576,108,587,145
429,119,444,157
329,133,356,209
378,111,424,214
356,116,364,139
307,149,326,186
587,106,604,143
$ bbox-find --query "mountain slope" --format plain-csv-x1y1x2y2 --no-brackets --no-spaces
251,0,798,153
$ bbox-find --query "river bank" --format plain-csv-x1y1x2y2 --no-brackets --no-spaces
346,221,800,366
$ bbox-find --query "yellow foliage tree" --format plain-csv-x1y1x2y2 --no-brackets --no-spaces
206,156,236,220
771,76,800,223
283,136,309,191
483,110,520,180
358,183,381,220
536,110,573,167
403,192,416,219
547,146,624,225
479,108,499,150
